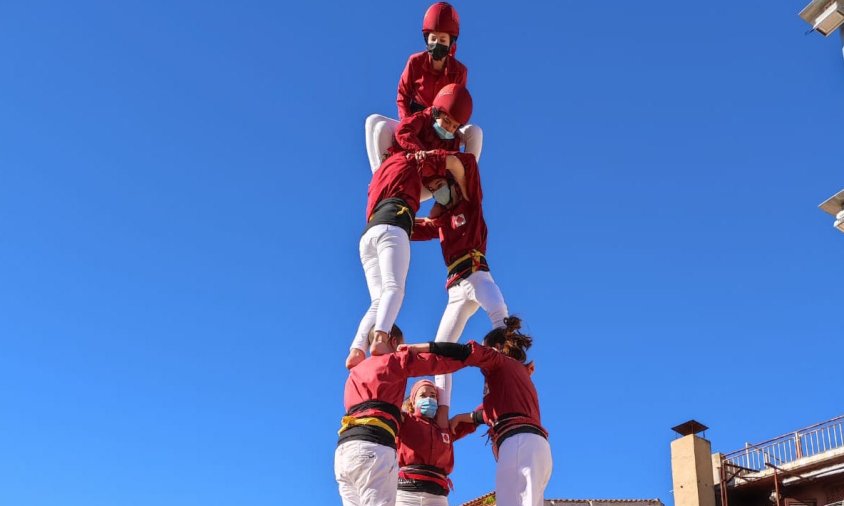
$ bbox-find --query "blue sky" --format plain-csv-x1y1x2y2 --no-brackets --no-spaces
2,1,843,505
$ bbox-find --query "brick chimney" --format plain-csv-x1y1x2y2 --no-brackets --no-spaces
670,420,716,506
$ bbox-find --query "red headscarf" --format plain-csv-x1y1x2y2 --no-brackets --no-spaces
408,379,437,417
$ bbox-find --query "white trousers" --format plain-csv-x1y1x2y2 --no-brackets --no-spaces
395,490,449,506
496,433,553,506
433,270,508,406
350,224,411,353
364,114,484,174
335,440,398,506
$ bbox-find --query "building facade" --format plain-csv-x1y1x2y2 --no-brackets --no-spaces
670,416,844,506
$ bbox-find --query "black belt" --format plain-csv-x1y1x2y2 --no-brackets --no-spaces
446,251,489,288
364,198,415,237
398,464,450,496
492,413,548,452
336,400,403,449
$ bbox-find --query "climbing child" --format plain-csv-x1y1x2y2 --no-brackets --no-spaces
365,2,483,174
411,149,507,427
347,84,474,369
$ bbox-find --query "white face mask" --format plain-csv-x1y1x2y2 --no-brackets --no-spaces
432,120,455,140
415,397,438,418
432,184,451,206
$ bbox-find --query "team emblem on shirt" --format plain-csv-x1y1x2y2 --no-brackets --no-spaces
442,432,451,444
452,214,466,228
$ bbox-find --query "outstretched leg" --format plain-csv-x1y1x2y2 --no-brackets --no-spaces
463,270,508,329
459,124,484,162
370,225,410,356
364,114,398,174
348,226,385,368
433,281,479,425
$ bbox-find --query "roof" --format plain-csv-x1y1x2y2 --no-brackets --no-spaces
671,419,708,437
459,494,665,506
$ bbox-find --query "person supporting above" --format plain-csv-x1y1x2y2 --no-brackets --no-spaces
335,326,470,506
365,2,482,173
397,2,466,120
412,146,507,427
396,380,477,506
399,317,552,506
347,85,475,370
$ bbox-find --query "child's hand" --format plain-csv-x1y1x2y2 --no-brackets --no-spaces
406,151,428,162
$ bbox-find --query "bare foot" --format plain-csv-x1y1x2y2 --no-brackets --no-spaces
345,348,365,369
370,340,392,356
370,330,392,356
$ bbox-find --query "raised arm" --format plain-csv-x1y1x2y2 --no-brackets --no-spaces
399,349,467,378
449,405,485,441
411,217,440,242
420,340,505,371
394,111,429,152
444,155,469,202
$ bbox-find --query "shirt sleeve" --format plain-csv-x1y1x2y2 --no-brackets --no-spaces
411,218,440,242
396,58,414,120
399,350,467,378
450,403,485,441
451,419,479,441
394,112,428,152
454,152,481,202
463,341,506,371
457,65,468,87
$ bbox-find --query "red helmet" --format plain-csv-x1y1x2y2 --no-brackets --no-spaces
433,84,472,125
422,2,460,38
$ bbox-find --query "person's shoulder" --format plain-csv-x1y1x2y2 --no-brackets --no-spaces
407,51,428,65
389,349,411,365
449,57,468,73
401,107,433,124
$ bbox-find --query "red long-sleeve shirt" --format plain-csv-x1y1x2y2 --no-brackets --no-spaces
344,352,466,414
397,52,468,119
397,413,476,474
463,341,544,434
393,108,461,154
411,153,485,267
365,109,460,221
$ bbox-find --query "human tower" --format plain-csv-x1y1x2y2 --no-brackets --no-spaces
334,4,552,506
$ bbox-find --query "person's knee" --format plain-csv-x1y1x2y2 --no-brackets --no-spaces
487,304,508,328
463,124,483,140
380,280,405,297
365,113,385,129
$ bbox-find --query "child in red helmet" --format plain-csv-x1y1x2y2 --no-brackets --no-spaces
365,2,483,174
397,2,465,120
347,85,474,369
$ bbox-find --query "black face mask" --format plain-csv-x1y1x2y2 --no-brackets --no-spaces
427,42,449,61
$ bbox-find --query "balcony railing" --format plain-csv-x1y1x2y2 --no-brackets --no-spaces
723,415,844,472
